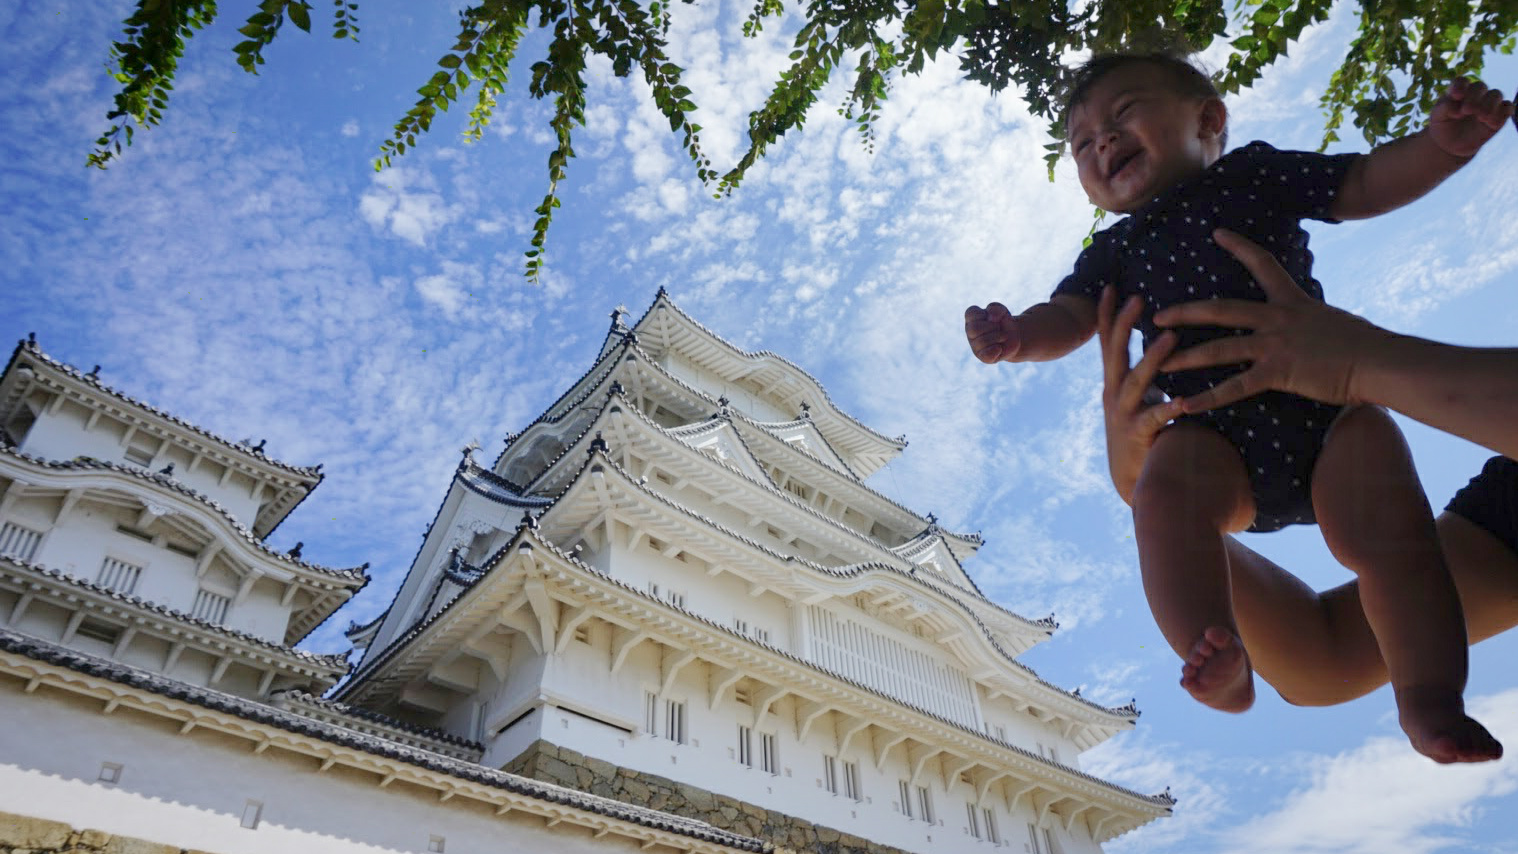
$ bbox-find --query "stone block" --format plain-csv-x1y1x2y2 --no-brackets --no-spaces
0,812,73,849
101,837,179,854
75,829,112,848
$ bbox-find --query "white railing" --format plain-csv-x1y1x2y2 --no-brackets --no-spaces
0,522,42,562
805,605,980,730
191,589,232,624
97,557,143,595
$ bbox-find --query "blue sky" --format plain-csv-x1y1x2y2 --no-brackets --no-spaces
3,2,1517,851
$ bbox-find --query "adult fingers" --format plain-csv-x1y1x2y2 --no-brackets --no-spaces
1101,292,1144,391
1178,368,1268,415
1158,334,1258,373
1155,297,1275,330
1121,330,1180,416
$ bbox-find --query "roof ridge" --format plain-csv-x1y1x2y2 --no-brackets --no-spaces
0,555,349,670
0,629,770,851
9,338,323,479
632,293,907,452
0,444,368,583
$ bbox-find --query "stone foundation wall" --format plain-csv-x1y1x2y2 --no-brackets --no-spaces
0,811,214,854
503,740,912,854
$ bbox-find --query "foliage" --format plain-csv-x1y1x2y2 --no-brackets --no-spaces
90,0,1518,280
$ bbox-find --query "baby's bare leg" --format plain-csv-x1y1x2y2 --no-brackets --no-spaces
1312,405,1502,763
1132,423,1257,713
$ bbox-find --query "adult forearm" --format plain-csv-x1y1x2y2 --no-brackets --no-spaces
1355,333,1518,459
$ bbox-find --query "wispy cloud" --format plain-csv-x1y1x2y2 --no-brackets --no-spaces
1217,689,1518,854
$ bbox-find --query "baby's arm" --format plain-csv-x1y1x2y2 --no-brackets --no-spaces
964,295,1097,363
1333,78,1513,220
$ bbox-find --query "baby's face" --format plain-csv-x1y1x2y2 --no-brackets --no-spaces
1067,63,1222,214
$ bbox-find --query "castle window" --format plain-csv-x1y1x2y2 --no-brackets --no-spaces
115,524,154,543
191,589,232,624
0,522,42,562
916,785,934,824
664,699,687,744
822,755,838,794
97,762,123,785
898,780,913,818
842,760,862,801
983,808,1000,844
738,725,753,767
645,692,659,735
966,802,981,838
97,557,143,595
76,617,122,645
123,443,155,467
754,627,771,644
427,835,446,853
760,732,778,775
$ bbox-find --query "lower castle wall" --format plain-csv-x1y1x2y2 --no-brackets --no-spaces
0,678,691,854
504,739,912,854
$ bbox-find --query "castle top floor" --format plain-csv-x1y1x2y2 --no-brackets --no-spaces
0,338,321,537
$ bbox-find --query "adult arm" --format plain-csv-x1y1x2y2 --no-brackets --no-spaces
1157,229,1518,460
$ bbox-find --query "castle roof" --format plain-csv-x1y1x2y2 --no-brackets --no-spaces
0,628,770,852
1,338,321,537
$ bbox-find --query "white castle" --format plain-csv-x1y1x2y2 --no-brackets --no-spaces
0,293,1171,854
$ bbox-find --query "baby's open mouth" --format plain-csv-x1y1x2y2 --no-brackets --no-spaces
1108,150,1138,179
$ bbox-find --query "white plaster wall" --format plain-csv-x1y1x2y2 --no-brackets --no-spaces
525,642,1109,854
0,682,683,854
20,401,265,525
659,357,792,425
602,542,792,653
20,502,292,643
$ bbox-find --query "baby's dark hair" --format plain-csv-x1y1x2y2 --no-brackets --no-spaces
1063,51,1228,148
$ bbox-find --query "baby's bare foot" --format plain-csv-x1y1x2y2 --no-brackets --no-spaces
1397,686,1504,764
1179,626,1254,713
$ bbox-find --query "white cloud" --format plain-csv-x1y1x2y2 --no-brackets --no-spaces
414,261,482,318
358,165,459,246
1217,689,1518,854
341,120,360,137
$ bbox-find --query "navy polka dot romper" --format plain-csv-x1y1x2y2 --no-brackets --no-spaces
1054,141,1359,533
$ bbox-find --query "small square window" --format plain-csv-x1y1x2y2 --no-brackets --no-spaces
241,800,263,830
98,762,123,785
428,835,446,853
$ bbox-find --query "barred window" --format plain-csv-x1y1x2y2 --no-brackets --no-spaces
0,522,42,562
191,589,231,624
97,557,143,595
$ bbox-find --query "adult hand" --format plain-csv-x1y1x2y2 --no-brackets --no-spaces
1098,285,1184,504
1155,229,1393,414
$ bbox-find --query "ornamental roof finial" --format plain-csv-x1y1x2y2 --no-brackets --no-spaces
717,395,731,417
86,365,101,380
609,380,624,398
287,541,304,559
27,332,36,344
520,511,539,530
461,439,481,461
252,439,267,453
610,304,628,330
798,401,811,420
589,431,608,454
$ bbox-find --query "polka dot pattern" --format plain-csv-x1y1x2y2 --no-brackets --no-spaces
1053,141,1358,532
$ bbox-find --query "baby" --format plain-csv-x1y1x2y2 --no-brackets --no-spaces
965,52,1512,763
